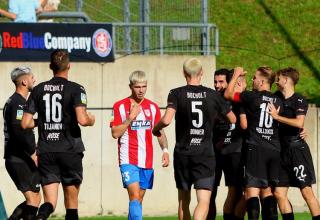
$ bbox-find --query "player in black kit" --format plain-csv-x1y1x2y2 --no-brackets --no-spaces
153,58,236,220
21,50,95,220
268,67,320,220
225,67,282,220
207,69,247,220
3,66,41,220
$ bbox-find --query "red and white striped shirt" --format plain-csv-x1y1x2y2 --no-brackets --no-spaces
110,97,161,169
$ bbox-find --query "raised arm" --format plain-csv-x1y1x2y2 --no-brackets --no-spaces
111,103,140,139
224,67,245,101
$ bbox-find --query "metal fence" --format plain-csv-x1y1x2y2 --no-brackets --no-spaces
112,22,219,55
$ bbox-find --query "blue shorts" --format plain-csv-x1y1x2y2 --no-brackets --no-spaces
120,164,154,189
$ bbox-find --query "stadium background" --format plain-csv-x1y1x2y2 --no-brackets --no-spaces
0,0,320,218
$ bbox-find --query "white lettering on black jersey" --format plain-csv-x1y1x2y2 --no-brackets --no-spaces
167,85,231,156
240,90,282,151
25,77,86,154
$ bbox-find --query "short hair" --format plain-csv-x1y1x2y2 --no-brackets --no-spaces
129,70,147,85
50,50,70,73
214,68,232,83
257,66,275,85
276,67,299,85
183,58,202,77
11,66,32,85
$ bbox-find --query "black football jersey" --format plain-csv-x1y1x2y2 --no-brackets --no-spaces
240,90,282,151
275,91,308,138
25,77,86,153
3,93,36,159
167,85,231,156
213,102,244,154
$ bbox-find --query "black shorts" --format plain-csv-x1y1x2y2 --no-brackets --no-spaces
38,152,83,186
214,152,244,187
174,152,215,191
244,145,280,188
278,141,316,188
5,156,40,192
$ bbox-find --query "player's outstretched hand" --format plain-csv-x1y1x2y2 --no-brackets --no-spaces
234,67,246,77
162,150,169,167
267,102,280,119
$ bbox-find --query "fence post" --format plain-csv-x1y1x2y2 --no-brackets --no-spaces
124,0,131,54
201,0,208,55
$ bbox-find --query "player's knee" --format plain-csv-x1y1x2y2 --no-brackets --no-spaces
301,186,314,200
273,190,286,201
129,192,141,201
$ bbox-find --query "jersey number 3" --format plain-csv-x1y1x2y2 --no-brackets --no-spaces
43,93,62,123
191,101,203,128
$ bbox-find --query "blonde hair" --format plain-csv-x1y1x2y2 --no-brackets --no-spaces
129,70,147,85
183,58,202,77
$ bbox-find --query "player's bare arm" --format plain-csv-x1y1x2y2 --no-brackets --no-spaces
226,111,236,124
224,67,245,100
75,106,95,127
152,107,176,136
111,103,140,139
21,112,36,129
268,102,305,128
240,113,248,129
156,129,169,167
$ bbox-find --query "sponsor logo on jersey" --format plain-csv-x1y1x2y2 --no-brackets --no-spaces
131,120,151,130
92,28,112,57
190,137,202,145
16,109,23,120
81,93,87,104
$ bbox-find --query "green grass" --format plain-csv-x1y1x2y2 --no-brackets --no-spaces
50,212,312,219
0,0,319,104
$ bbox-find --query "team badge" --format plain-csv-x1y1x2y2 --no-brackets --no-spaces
144,109,150,117
16,110,23,120
81,93,87,104
92,28,113,57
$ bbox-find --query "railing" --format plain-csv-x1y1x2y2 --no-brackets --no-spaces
112,22,219,56
38,12,91,22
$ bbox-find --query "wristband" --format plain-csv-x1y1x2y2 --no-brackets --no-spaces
162,148,169,153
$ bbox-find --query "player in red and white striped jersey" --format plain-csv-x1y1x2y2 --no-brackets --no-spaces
110,70,169,220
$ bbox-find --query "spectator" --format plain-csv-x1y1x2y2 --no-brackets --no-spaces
0,0,48,22
39,0,61,22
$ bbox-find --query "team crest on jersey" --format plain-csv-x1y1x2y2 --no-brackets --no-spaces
81,93,87,104
144,109,151,117
131,120,151,130
16,110,23,120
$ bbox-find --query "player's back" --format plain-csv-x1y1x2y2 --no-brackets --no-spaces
168,85,229,156
26,77,86,153
241,90,281,151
